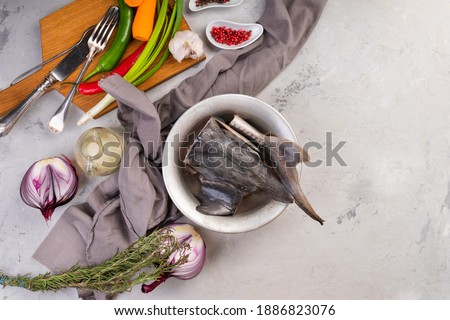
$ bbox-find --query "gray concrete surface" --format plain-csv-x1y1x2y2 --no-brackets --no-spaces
0,0,449,299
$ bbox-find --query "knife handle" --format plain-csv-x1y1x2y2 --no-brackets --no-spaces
0,75,56,137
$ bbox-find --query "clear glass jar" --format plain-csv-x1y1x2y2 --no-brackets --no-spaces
74,127,124,177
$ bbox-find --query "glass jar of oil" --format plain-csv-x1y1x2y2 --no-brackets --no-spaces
74,127,124,177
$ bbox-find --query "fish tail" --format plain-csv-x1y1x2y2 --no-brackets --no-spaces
293,188,325,225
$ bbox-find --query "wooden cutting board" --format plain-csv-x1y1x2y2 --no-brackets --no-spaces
0,0,204,119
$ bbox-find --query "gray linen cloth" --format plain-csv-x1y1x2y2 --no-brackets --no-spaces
33,0,327,299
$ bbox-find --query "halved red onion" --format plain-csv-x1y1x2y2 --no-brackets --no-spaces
20,156,78,221
142,223,206,293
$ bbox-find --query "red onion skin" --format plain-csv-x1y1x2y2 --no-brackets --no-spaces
20,156,78,221
141,224,206,293
141,274,171,293
41,205,58,222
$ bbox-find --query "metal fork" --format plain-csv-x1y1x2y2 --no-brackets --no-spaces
48,6,119,134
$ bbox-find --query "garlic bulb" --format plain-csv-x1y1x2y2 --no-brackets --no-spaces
20,156,79,221
168,30,204,63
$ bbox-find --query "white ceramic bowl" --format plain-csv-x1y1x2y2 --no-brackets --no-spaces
206,20,264,50
162,94,298,233
189,0,244,12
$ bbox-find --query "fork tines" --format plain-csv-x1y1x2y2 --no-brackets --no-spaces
91,6,119,50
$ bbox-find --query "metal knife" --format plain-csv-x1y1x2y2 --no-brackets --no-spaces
10,26,95,87
0,29,92,137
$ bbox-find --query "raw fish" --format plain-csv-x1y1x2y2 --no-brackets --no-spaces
184,117,293,215
229,115,324,225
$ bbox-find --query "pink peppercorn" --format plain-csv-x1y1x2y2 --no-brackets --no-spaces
210,26,252,46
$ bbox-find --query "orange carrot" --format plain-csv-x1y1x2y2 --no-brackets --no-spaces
124,0,144,6
132,0,157,41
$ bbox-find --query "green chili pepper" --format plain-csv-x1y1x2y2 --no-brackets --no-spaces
83,0,134,81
